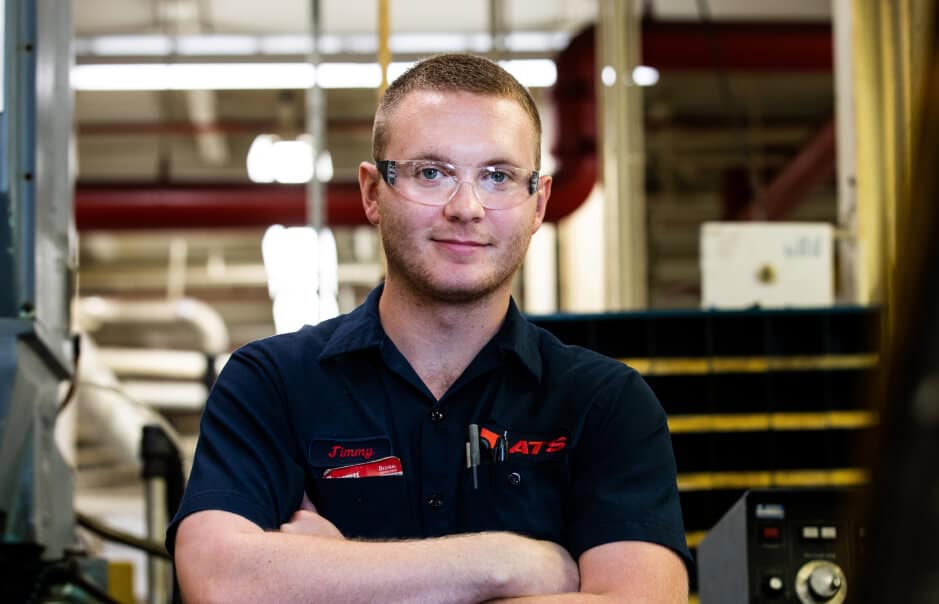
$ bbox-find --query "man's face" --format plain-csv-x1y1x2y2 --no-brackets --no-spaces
362,90,550,304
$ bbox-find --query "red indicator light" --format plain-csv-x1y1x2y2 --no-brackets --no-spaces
761,526,781,541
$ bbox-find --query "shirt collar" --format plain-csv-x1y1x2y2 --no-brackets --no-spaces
319,284,386,360
319,284,543,382
493,297,543,382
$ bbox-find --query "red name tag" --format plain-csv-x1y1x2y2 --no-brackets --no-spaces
322,456,404,479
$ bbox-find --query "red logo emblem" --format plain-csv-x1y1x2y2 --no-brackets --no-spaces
480,427,568,456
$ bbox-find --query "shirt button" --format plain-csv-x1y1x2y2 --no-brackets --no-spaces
429,408,444,423
507,472,522,486
426,494,444,509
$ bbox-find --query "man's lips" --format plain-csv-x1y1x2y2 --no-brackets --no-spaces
433,238,488,247
431,237,491,256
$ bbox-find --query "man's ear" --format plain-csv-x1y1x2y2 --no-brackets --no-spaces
532,175,552,234
359,162,382,225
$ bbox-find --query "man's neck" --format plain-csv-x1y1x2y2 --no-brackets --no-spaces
378,279,511,400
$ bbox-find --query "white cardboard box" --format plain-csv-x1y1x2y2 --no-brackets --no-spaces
700,222,834,309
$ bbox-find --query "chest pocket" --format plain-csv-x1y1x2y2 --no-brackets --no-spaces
310,474,410,539
461,454,570,543
306,435,412,539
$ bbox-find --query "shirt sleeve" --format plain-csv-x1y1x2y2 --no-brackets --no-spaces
165,341,306,554
566,366,694,574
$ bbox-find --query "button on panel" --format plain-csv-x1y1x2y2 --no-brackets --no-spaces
820,526,837,540
802,526,820,540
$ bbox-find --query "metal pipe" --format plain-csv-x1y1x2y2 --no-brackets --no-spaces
76,296,230,355
76,335,180,465
378,0,391,97
145,476,170,604
306,0,326,229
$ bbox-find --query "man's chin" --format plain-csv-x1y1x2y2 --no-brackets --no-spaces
416,276,507,305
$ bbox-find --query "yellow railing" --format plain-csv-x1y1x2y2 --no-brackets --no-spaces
677,468,870,492
668,411,877,433
619,354,878,375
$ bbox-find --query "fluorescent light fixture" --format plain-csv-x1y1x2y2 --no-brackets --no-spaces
89,34,173,56
249,135,328,184
504,31,570,53
270,140,314,184
467,33,493,53
262,225,339,333
390,33,468,54
72,59,558,91
176,34,259,56
315,62,382,89
499,59,557,88
315,150,334,183
259,34,313,55
75,31,570,59
388,32,505,55
72,63,315,90
632,65,660,87
246,134,278,183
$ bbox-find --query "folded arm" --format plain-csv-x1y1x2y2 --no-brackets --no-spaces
174,509,579,604
488,540,689,604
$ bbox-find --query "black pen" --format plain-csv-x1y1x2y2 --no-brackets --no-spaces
468,424,480,489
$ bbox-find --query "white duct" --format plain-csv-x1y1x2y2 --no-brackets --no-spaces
96,347,209,380
76,297,230,355
77,335,181,466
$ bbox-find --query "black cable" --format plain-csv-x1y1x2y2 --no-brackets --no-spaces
56,334,82,417
76,512,171,560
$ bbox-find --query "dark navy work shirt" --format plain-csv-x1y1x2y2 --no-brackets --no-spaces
168,285,692,571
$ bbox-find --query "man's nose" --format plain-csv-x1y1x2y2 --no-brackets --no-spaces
443,180,486,220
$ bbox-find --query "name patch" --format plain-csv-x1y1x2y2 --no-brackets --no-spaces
309,435,393,467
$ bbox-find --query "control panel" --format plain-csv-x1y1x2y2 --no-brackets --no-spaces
697,489,862,603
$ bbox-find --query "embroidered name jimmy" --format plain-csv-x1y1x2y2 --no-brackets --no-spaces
328,445,375,460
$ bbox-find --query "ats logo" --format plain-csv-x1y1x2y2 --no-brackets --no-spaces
480,427,567,456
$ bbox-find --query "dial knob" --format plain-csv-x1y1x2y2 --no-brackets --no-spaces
808,566,842,600
795,560,847,604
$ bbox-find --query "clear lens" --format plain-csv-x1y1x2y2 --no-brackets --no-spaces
383,160,535,209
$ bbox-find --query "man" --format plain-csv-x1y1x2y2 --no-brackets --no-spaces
171,54,692,602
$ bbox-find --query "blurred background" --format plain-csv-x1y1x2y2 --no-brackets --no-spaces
2,0,937,602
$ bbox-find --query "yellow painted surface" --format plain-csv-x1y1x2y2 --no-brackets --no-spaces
677,468,869,492
107,561,135,604
668,411,877,434
620,354,878,376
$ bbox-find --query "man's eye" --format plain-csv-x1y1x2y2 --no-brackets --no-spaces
484,169,514,185
418,167,440,180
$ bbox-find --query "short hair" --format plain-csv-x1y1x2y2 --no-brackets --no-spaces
372,53,542,168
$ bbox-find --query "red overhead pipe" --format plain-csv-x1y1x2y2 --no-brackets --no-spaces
641,21,832,72
545,26,598,223
75,182,364,230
